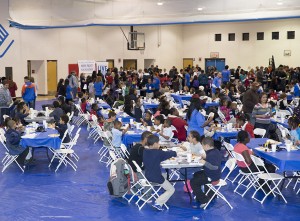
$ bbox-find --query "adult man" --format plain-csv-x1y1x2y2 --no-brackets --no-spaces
242,82,260,118
0,80,12,107
152,72,161,97
221,65,230,84
21,76,36,108
68,72,78,99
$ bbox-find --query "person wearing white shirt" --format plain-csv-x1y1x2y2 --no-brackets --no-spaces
181,130,206,159
159,119,174,142
111,120,128,148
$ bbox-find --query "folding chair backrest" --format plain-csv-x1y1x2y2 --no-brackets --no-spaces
120,144,129,156
109,151,117,161
61,130,69,143
233,151,256,174
223,141,234,151
250,155,264,167
68,124,75,136
253,128,266,138
223,158,237,180
75,127,81,136
217,108,226,122
75,104,84,114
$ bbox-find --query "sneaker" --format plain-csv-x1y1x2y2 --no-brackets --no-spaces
152,203,164,211
200,203,207,209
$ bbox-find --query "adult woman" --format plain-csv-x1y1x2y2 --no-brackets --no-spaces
7,77,18,101
186,95,213,136
252,92,272,137
94,76,104,100
168,108,187,142
65,79,73,104
80,73,87,94
57,79,65,97
124,95,135,117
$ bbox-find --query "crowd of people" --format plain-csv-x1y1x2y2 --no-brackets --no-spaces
1,62,300,210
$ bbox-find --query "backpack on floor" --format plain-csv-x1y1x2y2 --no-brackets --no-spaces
107,158,131,197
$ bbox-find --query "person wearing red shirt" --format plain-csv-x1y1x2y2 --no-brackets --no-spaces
236,113,255,138
80,98,87,113
269,89,278,101
168,108,187,142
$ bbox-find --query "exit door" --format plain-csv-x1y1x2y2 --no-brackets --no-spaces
47,60,57,95
205,58,225,72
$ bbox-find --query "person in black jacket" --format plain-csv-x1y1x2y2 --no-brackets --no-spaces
49,101,64,123
143,135,177,211
5,120,30,166
55,114,70,143
190,137,222,208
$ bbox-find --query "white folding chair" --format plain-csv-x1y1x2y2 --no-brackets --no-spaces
250,155,287,204
49,148,77,172
222,141,234,158
232,152,263,197
253,128,266,138
132,161,169,210
217,108,226,123
0,136,24,173
120,144,130,159
203,158,236,210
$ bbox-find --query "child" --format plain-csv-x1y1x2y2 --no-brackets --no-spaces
180,130,206,158
146,78,154,99
140,111,153,126
288,116,300,145
278,93,288,110
49,101,64,123
220,98,231,122
111,120,128,149
90,103,104,126
236,113,255,138
269,89,278,101
152,115,164,132
80,98,87,113
5,120,31,166
134,97,144,123
143,135,177,211
159,119,173,142
55,114,70,143
190,137,222,208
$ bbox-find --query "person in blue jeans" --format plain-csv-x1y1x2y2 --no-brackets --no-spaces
94,76,104,100
65,79,73,104
190,137,222,208
221,65,230,85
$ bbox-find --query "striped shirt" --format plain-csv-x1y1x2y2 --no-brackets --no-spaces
252,103,271,124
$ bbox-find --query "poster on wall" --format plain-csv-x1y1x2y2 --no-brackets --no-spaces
96,61,109,76
78,60,96,74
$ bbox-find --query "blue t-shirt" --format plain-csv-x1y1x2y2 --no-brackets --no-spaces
146,83,154,93
153,77,160,90
66,85,73,99
94,82,104,96
185,74,191,87
222,69,230,83
187,109,205,136
212,77,221,94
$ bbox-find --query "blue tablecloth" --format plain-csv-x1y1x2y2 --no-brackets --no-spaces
271,118,289,128
97,102,111,109
213,130,239,140
171,94,192,108
143,103,159,110
122,129,145,147
230,138,268,149
253,148,300,172
20,128,62,150
204,102,219,109
101,111,135,123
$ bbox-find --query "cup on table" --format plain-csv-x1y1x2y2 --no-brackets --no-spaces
118,118,122,122
187,153,192,163
271,144,277,152
25,128,30,135
183,105,187,109
286,143,291,152
130,119,134,124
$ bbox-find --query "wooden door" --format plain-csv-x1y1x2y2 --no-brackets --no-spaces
123,59,137,70
47,60,57,95
106,59,114,69
183,58,193,69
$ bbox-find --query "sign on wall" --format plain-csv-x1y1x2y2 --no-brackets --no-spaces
96,61,109,76
78,60,96,74
0,24,14,59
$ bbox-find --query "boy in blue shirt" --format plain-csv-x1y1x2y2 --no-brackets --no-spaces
145,78,154,99
190,137,222,208
143,135,177,211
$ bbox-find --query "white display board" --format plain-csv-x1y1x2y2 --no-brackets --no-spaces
78,60,96,74
96,61,108,76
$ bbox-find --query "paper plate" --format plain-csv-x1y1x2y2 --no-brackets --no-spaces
48,134,60,137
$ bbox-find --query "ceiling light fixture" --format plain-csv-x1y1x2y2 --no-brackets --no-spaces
157,2,163,6
197,7,203,11
277,2,283,5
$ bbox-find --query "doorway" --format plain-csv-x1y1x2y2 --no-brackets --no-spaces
47,60,57,95
205,58,226,72
106,59,114,69
123,59,137,71
183,58,193,69
144,59,155,69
